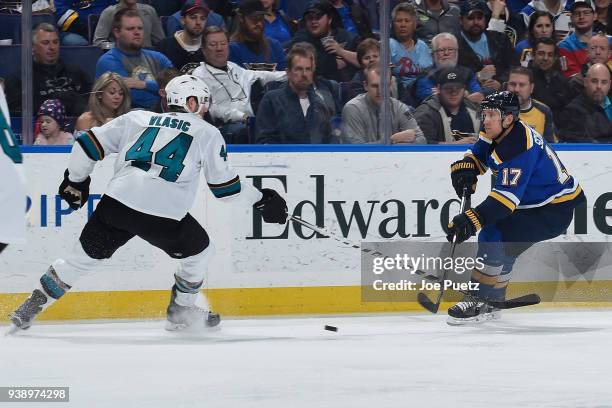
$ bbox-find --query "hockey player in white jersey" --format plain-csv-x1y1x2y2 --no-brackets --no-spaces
0,84,26,255
9,75,288,332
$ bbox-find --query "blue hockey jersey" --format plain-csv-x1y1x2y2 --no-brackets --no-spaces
465,120,583,227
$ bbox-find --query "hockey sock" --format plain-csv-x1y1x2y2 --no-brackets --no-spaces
39,265,72,301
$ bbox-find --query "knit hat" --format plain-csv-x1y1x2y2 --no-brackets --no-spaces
37,99,66,129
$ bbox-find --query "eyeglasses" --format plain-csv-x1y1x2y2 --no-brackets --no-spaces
305,12,325,21
206,41,228,49
433,47,458,55
573,9,594,17
441,84,464,93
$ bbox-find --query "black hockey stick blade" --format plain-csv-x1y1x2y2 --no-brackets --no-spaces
417,292,441,314
487,293,541,310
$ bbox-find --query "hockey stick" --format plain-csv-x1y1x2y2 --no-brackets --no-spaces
288,215,389,258
417,186,470,314
288,214,541,311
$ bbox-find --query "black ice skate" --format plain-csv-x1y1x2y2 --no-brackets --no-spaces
447,294,501,326
165,287,221,331
9,289,49,330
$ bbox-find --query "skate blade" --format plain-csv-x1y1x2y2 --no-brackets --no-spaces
446,311,501,326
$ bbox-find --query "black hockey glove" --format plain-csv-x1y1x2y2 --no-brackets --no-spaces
254,188,288,224
58,169,91,210
447,209,482,244
450,158,478,198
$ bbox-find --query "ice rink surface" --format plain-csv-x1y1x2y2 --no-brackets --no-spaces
1,310,612,408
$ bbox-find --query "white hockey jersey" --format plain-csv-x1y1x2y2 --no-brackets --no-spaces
0,86,26,244
68,110,262,220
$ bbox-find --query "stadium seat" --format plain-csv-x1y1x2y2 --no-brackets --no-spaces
160,15,169,37
0,46,102,84
0,13,55,44
0,45,19,80
339,82,364,109
59,46,104,83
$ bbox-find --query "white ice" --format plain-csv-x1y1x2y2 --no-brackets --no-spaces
1,310,611,408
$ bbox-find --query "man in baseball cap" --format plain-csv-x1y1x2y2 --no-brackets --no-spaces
181,0,210,16
415,66,481,144
157,0,209,72
558,0,612,76
459,0,489,18
238,0,266,17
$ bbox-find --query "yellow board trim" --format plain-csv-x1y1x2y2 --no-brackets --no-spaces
489,191,516,211
2,281,612,322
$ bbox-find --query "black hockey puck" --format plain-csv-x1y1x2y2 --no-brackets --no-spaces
324,325,338,332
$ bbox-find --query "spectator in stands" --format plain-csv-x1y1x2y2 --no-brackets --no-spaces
55,0,115,45
414,66,480,144
290,0,360,82
558,63,612,141
192,26,286,143
5,23,91,117
568,33,612,90
486,0,525,45
515,11,554,67
230,0,287,70
256,44,334,143
75,72,131,132
415,32,483,104
329,0,373,39
529,37,578,127
457,0,517,92
157,1,209,74
166,1,226,37
94,0,165,48
390,2,433,88
342,64,425,144
506,66,556,141
294,41,341,116
594,0,611,33
261,0,297,44
95,9,173,110
520,0,574,41
558,0,612,77
349,38,402,101
415,0,461,46
34,99,74,145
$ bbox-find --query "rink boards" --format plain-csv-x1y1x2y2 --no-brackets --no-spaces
1,145,612,321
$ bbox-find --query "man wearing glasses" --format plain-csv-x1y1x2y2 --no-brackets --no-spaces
192,26,286,143
415,32,484,104
558,0,612,77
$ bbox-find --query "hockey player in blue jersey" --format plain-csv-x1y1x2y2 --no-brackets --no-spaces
446,91,585,325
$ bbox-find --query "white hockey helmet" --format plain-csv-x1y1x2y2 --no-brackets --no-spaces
165,75,211,113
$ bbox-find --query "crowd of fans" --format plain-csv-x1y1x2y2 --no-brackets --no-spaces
1,0,612,144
